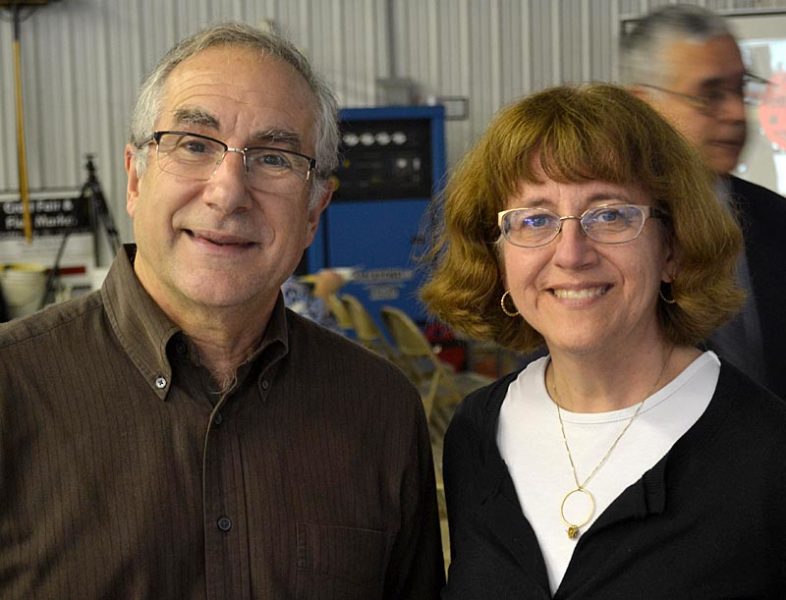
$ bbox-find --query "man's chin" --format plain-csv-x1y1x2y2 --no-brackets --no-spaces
706,144,744,175
174,276,262,311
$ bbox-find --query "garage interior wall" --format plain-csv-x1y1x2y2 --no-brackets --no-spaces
1,0,783,249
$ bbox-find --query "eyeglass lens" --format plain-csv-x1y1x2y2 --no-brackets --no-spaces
155,132,312,194
703,75,768,111
743,76,769,106
500,205,649,247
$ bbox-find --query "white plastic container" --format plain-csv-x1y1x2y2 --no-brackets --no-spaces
1,263,47,319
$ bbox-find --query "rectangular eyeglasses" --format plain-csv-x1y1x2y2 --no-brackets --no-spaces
497,204,667,248
139,130,317,195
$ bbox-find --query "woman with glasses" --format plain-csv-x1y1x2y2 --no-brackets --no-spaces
422,84,786,598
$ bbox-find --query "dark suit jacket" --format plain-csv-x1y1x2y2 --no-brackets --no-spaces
727,176,786,399
0,289,7,322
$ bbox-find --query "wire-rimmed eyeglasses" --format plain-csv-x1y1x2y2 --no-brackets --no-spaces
497,204,667,248
139,131,317,194
637,71,770,116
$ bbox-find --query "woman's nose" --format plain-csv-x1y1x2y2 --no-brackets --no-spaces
552,218,597,268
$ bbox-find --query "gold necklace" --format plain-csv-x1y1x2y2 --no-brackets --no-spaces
550,347,673,540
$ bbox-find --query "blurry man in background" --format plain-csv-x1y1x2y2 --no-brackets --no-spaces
621,4,786,399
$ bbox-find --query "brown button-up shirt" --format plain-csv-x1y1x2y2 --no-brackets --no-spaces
0,246,444,599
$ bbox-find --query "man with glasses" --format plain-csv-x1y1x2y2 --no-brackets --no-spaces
621,4,786,399
0,23,444,599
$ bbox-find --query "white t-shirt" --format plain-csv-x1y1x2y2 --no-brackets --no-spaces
497,352,720,593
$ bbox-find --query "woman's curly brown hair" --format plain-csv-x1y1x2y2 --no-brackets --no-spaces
420,84,743,353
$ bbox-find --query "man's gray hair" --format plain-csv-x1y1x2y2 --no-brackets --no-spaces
129,22,339,208
619,4,732,86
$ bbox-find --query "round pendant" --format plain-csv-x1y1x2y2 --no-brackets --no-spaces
560,487,595,540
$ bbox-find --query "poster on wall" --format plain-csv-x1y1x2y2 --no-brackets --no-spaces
729,12,786,195
0,189,96,288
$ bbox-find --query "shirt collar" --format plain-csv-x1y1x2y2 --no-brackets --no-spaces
101,244,290,400
101,245,180,399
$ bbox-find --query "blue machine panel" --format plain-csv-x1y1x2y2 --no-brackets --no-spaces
306,105,446,326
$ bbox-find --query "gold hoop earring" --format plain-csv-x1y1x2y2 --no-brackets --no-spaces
659,282,677,305
500,290,520,317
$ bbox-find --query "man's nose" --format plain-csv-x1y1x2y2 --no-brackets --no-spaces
204,151,252,214
212,149,247,177
718,90,746,122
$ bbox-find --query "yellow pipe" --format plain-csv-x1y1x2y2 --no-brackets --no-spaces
13,37,33,242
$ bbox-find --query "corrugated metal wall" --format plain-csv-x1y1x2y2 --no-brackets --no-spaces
1,0,784,248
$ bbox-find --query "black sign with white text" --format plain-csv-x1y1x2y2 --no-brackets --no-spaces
0,197,91,238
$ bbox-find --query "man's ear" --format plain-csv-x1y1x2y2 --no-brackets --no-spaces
304,178,334,243
125,145,141,218
628,84,649,101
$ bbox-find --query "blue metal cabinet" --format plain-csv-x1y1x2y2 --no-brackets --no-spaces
307,105,446,327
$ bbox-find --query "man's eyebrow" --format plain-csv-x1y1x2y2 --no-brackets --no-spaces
698,74,742,90
698,77,724,89
248,129,303,150
172,108,220,129
166,113,306,150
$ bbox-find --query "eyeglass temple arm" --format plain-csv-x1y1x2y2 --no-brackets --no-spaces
745,71,771,85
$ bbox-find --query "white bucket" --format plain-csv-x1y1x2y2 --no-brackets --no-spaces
1,264,48,319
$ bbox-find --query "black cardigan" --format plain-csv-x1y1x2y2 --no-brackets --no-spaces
442,361,786,599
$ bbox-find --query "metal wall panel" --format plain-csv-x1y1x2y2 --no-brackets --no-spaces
2,0,785,251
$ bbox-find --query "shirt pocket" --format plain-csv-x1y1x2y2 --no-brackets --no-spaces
295,522,393,599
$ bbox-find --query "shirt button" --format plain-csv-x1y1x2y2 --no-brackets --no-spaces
260,379,270,391
217,516,232,532
213,412,224,426
155,376,167,389
175,342,187,355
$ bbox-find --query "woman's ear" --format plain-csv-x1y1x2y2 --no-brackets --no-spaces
661,239,679,284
